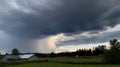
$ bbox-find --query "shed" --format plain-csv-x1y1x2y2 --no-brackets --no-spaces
2,54,38,61
2,55,20,61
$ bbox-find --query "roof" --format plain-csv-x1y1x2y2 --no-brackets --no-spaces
4,55,20,59
19,54,34,59
3,54,36,60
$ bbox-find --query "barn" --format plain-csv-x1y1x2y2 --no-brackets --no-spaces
2,55,20,61
2,54,38,61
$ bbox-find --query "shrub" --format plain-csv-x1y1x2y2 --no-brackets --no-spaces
104,39,120,63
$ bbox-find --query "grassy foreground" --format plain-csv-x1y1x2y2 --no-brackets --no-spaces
1,56,120,67
6,63,120,67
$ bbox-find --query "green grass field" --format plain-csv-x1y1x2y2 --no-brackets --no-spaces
1,56,120,67
6,63,120,67
40,56,103,63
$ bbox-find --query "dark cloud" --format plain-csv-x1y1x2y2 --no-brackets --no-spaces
0,0,120,53
0,0,120,38
56,25,120,46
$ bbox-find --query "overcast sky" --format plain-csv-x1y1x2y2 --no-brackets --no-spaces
0,0,120,54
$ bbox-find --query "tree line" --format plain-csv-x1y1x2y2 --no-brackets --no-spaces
35,45,106,57
0,45,106,57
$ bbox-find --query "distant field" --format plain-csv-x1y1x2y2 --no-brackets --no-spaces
6,63,120,67
39,56,104,63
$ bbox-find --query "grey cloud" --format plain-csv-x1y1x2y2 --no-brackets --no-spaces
57,30,120,46
0,0,120,53
0,0,120,38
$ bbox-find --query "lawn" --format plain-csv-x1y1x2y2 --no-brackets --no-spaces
6,63,120,67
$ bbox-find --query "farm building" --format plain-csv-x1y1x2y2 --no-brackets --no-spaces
2,55,20,61
2,54,38,61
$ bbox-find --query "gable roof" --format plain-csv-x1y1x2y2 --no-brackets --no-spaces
19,54,34,59
4,55,20,59
3,54,37,60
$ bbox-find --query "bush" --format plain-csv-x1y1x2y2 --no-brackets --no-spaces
104,39,120,63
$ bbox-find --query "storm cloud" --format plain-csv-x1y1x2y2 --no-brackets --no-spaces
56,24,120,46
0,0,119,38
0,0,120,53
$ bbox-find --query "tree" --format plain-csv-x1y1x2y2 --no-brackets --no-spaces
104,39,120,63
12,48,19,55
50,52,56,57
